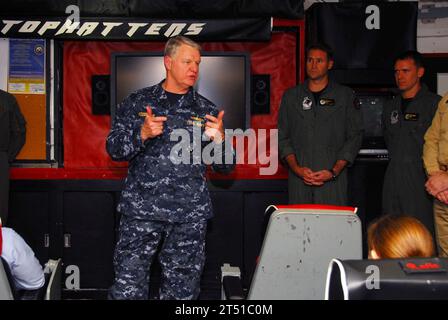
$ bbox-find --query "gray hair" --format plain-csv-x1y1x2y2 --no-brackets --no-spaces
164,36,201,57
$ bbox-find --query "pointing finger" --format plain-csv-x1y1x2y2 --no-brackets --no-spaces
152,116,167,122
217,110,224,121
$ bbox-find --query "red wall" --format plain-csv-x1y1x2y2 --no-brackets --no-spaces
12,24,304,180
62,33,296,179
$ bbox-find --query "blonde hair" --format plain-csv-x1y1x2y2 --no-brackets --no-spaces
164,36,201,58
367,215,435,259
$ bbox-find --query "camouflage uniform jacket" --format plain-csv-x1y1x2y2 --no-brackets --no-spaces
106,82,234,223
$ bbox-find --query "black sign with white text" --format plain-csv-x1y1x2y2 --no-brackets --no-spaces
0,17,271,41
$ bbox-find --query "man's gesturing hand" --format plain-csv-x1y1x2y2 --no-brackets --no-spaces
204,110,225,143
141,106,167,141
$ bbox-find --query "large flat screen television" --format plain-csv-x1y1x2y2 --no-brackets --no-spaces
356,90,395,160
110,51,251,130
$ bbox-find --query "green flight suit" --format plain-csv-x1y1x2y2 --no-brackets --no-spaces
382,85,441,236
0,89,26,224
278,80,363,205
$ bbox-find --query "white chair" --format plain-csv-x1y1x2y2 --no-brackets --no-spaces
0,257,14,300
222,204,362,300
0,257,62,300
44,259,62,300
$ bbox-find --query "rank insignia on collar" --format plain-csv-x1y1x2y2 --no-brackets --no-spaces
319,98,335,106
302,96,312,110
404,113,419,121
391,110,399,124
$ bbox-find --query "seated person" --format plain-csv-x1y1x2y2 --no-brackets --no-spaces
1,221,45,290
367,214,435,259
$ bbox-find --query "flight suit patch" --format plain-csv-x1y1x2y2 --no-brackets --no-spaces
404,113,419,121
391,110,399,124
319,98,335,106
302,96,312,110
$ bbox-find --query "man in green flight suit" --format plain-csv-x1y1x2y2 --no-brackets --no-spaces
0,89,26,224
278,43,363,205
382,51,441,236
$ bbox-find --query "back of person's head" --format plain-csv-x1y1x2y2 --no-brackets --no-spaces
367,214,435,259
306,42,334,61
394,50,424,69
164,35,201,58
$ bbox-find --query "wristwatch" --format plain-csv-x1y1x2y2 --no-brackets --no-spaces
329,169,337,181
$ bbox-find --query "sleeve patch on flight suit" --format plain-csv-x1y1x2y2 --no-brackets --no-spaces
404,113,419,121
319,98,335,106
302,96,312,110
391,110,399,124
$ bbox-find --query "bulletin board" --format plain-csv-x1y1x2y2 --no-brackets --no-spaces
7,39,48,161
14,94,47,160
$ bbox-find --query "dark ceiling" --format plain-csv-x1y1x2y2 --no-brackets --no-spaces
1,0,304,19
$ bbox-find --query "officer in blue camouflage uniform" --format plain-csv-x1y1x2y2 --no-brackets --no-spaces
106,36,234,300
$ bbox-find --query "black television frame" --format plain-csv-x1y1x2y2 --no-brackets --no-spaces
110,51,251,130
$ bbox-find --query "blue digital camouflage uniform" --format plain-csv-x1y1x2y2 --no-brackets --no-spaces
106,81,234,300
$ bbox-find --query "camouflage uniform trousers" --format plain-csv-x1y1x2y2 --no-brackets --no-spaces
109,214,207,300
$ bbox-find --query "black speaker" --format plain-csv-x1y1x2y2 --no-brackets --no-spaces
251,74,270,114
91,75,110,115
